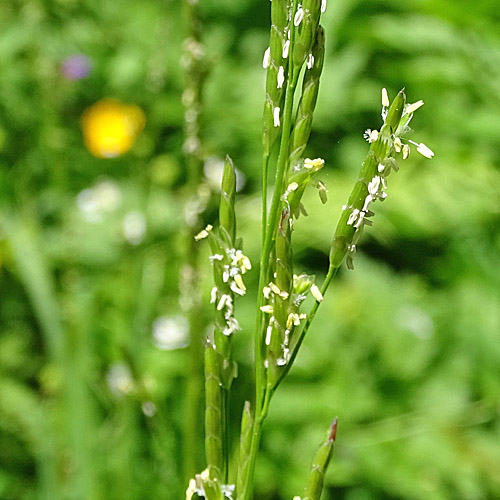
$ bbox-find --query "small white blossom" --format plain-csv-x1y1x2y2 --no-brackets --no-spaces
217,294,231,311
367,175,381,196
194,224,213,241
263,47,271,68
77,180,121,223
265,321,273,345
273,106,280,127
230,280,246,296
294,5,304,26
123,211,146,245
347,208,360,226
405,100,424,115
310,284,323,302
153,315,189,350
363,129,379,143
415,142,434,159
233,274,246,293
223,316,241,336
304,157,325,170
353,210,365,229
362,194,373,212
282,40,290,59
106,363,134,397
307,53,315,69
277,65,285,88
381,88,390,107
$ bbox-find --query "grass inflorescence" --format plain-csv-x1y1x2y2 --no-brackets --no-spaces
188,1,433,499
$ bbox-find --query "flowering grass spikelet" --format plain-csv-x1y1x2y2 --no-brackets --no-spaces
330,88,434,270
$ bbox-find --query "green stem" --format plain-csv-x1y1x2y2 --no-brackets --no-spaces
261,153,270,249
255,60,300,414
222,388,230,483
238,389,273,500
181,0,209,483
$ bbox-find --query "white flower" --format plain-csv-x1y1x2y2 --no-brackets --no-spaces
381,87,390,108
77,180,121,223
265,323,273,345
363,129,379,143
217,294,232,311
273,106,280,127
277,65,285,88
194,224,213,240
303,157,325,170
404,99,424,115
347,208,360,226
294,5,304,26
153,315,189,350
123,211,146,245
307,53,315,69
415,142,434,159
106,363,134,397
263,47,270,68
367,175,381,196
282,40,290,59
310,284,323,302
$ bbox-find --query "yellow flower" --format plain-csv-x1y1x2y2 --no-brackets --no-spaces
81,99,145,158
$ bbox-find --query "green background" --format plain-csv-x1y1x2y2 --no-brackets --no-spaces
1,0,500,499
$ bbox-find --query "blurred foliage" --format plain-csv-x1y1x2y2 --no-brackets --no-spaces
1,1,500,500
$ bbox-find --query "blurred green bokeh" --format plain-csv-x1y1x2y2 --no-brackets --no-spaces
1,1,500,499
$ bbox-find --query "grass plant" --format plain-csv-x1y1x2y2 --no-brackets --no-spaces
187,2,433,499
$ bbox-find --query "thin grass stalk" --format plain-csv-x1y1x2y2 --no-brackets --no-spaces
249,1,324,498
256,0,300,413
181,0,210,482
237,389,273,500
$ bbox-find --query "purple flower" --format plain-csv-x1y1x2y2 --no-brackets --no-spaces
61,54,92,81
